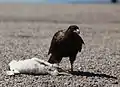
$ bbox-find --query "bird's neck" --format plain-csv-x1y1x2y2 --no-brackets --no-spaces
65,31,74,37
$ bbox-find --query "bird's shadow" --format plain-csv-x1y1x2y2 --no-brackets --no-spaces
69,70,117,79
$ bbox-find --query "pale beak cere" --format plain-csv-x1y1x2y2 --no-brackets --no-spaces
74,29,80,34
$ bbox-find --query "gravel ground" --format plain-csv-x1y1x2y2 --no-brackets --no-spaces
0,4,120,87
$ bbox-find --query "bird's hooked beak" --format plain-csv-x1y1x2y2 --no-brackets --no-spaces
74,29,80,34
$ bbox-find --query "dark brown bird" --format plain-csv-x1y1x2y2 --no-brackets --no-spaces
48,25,85,72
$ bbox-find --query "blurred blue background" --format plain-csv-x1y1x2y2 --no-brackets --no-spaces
0,0,119,3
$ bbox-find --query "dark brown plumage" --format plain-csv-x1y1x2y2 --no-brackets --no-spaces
48,25,85,71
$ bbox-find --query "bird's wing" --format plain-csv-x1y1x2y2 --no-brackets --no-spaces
74,33,85,45
79,36,85,45
48,30,65,55
73,33,85,52
78,36,85,52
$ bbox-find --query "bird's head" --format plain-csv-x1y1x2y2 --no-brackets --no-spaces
66,25,80,34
